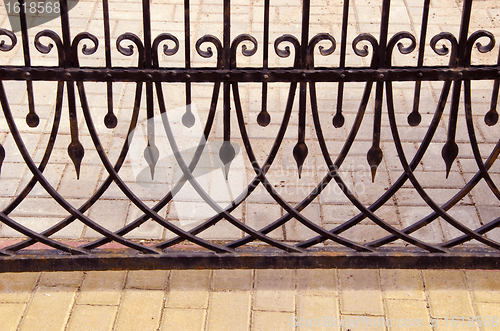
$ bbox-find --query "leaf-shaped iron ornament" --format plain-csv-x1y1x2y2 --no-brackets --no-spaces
68,32,99,179
67,141,85,179
219,140,236,180
144,143,160,179
293,141,308,179
0,143,5,176
219,34,258,179
440,30,496,177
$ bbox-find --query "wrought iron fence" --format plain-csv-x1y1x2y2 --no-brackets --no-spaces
0,0,499,271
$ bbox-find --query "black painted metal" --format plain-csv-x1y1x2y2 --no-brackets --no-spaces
0,0,499,272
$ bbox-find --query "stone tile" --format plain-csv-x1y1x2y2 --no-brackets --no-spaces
125,270,169,290
254,269,294,312
212,270,252,291
423,270,475,318
206,292,251,331
380,270,425,300
253,311,294,331
77,271,127,305
114,290,164,331
338,315,383,331
0,272,39,303
0,303,26,331
39,272,84,288
475,302,500,329
166,270,210,308
465,270,500,303
19,287,77,331
385,299,432,331
246,203,284,240
296,295,340,330
66,305,118,331
160,308,206,331
297,269,337,295
339,269,384,316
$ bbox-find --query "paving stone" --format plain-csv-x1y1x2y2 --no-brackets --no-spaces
253,311,294,331
125,270,169,290
0,303,26,330
339,269,384,316
114,290,164,331
297,269,337,295
380,270,425,300
66,305,118,331
254,269,294,312
19,287,77,331
160,308,206,331
296,294,340,330
212,269,253,291
385,299,432,331
206,291,251,331
465,270,500,303
39,271,84,288
0,272,39,303
423,270,475,318
77,271,126,305
166,270,210,308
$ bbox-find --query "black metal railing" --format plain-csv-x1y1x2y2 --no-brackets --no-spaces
0,0,499,272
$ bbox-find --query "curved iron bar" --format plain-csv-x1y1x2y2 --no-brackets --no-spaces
11,31,148,252
0,29,16,52
232,80,372,252
0,83,90,255
386,79,500,250
441,141,500,247
309,79,445,252
230,35,375,252
83,35,224,252
2,31,69,252
370,140,499,248
154,35,301,251
228,34,380,250
78,80,234,254
73,35,233,254
462,31,500,200
299,32,459,251
149,34,305,253
156,87,304,253
369,32,497,248
299,32,460,249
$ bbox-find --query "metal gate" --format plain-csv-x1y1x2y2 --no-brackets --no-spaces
0,0,499,272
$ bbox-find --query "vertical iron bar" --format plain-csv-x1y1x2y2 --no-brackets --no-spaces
103,0,117,129
333,0,349,128
223,0,231,142
367,0,390,182
18,0,38,127
293,0,310,177
219,0,235,179
182,0,195,127
257,0,271,126
408,0,430,127
442,0,473,177
143,0,159,178
60,0,84,178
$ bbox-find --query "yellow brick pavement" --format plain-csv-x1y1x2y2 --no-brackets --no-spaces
0,269,498,330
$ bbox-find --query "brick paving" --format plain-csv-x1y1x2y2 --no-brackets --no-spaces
0,0,500,329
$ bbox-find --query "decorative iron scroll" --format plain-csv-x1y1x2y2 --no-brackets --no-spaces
0,0,499,271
